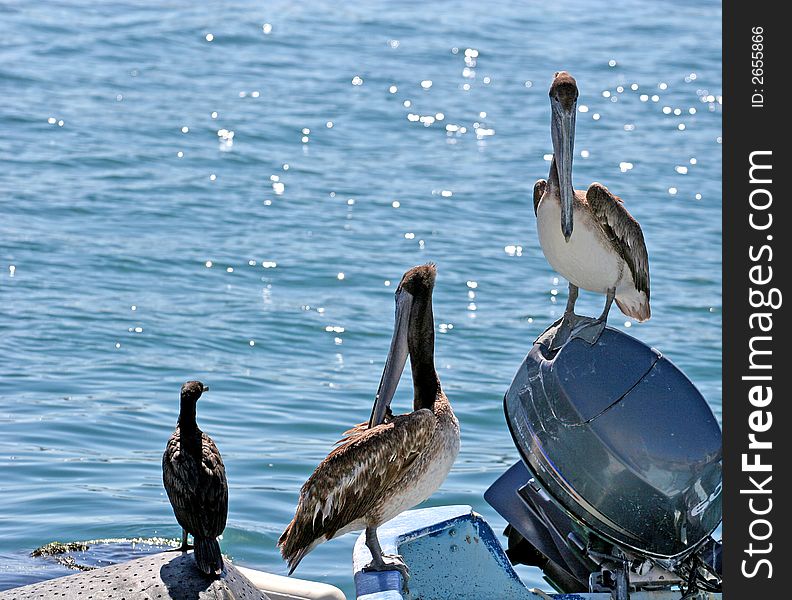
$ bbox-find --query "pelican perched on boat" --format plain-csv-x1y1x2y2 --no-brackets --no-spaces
162,381,228,577
535,71,650,328
278,264,459,582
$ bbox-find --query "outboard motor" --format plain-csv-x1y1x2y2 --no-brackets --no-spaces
485,320,722,599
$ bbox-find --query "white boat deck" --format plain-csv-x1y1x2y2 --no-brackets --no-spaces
353,505,721,600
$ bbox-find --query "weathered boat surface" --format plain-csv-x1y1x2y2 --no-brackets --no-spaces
352,505,722,600
0,550,345,600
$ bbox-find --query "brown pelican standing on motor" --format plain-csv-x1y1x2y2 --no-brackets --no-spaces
163,381,228,577
534,71,650,339
279,264,459,583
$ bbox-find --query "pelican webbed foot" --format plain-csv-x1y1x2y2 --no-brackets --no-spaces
549,315,576,350
363,554,410,592
363,526,410,592
363,552,410,578
537,312,607,350
537,284,582,350
537,285,616,349
573,317,606,346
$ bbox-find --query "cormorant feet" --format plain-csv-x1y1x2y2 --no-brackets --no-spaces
363,553,410,592
167,543,194,553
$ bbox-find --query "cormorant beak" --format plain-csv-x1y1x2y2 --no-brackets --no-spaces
551,98,576,241
201,385,209,393
368,289,412,428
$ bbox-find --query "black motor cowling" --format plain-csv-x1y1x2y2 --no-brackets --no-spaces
486,323,722,595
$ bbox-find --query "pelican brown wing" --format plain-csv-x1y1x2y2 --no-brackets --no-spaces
278,409,436,573
586,182,650,298
336,407,394,444
533,179,547,216
162,431,228,539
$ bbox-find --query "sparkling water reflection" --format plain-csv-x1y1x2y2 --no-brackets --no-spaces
1,0,721,595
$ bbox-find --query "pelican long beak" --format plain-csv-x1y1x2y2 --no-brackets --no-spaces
368,289,412,427
551,100,576,241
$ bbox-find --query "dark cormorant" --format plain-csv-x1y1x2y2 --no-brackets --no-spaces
162,381,228,577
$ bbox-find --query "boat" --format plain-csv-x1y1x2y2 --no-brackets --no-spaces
352,505,721,599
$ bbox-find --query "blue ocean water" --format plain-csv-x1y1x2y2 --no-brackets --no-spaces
0,0,721,595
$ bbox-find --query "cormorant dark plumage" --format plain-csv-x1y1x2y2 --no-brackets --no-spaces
162,381,228,577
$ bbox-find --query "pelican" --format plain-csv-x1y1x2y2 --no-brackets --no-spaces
278,264,459,582
162,381,228,577
535,71,650,329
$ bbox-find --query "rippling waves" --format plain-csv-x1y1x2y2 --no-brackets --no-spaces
1,0,721,594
